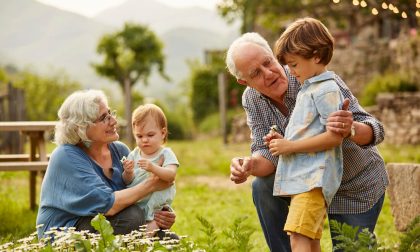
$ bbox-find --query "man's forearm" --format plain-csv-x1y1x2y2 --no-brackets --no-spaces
250,154,276,177
350,121,374,145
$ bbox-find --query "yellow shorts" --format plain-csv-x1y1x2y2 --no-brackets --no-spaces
284,188,326,240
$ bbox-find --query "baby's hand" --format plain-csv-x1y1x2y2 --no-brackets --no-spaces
122,159,134,174
138,159,154,172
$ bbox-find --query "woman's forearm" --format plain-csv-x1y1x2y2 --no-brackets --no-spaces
106,181,154,216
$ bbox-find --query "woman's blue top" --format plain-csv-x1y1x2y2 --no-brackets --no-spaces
36,141,129,237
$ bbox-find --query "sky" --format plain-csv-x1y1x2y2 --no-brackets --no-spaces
36,0,220,17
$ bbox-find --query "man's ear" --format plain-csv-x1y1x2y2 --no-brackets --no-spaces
237,79,247,86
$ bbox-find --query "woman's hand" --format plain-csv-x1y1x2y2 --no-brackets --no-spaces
147,173,172,191
154,209,176,229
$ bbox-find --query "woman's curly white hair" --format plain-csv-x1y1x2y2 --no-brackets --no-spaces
54,89,108,145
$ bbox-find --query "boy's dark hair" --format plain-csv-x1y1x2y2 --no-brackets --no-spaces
275,17,334,66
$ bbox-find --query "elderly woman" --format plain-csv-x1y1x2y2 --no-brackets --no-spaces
36,89,175,238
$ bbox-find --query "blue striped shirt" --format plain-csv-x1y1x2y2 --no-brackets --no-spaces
243,66,388,214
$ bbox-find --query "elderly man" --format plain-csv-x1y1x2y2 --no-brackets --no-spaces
226,32,388,252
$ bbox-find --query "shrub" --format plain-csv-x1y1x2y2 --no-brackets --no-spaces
360,73,417,106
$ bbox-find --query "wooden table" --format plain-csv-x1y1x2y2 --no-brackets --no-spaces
0,121,57,210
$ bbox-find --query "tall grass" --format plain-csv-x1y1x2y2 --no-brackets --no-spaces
0,139,418,251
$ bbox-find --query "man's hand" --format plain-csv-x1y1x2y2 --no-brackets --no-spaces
327,98,353,137
154,209,176,229
230,157,253,184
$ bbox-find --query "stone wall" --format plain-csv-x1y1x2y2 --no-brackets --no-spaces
329,30,420,97
386,163,420,231
366,92,420,145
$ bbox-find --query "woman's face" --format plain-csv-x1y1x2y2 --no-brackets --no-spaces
86,101,119,144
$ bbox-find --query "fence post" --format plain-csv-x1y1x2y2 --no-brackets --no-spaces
218,72,228,145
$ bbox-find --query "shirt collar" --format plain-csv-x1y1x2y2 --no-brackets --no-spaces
304,71,335,85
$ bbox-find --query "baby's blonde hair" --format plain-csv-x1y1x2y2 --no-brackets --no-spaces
132,104,168,143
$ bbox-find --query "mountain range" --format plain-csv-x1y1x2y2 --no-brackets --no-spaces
0,0,239,100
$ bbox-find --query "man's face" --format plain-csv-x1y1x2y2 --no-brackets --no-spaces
234,42,288,102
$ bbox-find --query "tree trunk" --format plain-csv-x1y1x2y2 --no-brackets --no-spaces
124,78,133,148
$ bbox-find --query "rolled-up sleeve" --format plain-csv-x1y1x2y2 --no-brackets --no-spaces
44,146,115,216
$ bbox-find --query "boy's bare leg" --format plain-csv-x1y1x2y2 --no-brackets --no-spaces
290,233,320,252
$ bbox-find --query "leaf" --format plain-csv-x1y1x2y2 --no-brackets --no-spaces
90,214,117,251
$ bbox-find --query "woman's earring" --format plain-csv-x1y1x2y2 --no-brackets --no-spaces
82,140,91,148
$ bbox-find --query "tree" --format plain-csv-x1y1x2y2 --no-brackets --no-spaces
217,0,418,41
92,22,168,147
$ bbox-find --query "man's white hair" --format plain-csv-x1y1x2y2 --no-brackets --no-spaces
226,32,274,79
54,89,108,145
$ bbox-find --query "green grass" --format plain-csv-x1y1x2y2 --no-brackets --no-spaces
1,139,418,251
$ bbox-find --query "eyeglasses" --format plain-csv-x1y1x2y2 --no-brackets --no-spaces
95,110,117,124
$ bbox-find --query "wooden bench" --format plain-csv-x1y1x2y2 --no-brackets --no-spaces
0,161,49,171
0,160,49,210
0,153,50,162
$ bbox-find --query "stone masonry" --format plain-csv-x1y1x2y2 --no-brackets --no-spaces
386,163,420,231
366,92,420,145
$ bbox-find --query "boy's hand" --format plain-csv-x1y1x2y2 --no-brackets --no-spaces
263,131,283,146
269,139,294,156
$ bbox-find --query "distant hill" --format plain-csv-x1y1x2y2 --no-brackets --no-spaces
0,0,112,89
94,0,235,35
0,0,239,100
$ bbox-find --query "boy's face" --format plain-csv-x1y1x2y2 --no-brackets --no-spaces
284,54,324,84
133,116,166,156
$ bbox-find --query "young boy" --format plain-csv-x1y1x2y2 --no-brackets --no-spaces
122,104,179,237
268,17,344,251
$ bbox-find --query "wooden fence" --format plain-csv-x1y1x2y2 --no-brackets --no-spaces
0,82,26,153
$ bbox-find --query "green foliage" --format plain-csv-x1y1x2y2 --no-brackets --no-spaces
378,144,420,164
90,214,120,251
330,216,420,252
196,215,221,252
188,60,244,124
9,69,80,121
399,216,420,252
360,73,418,106
0,187,37,242
93,22,168,139
93,22,168,87
196,215,255,252
223,216,254,252
189,65,219,123
330,220,378,251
